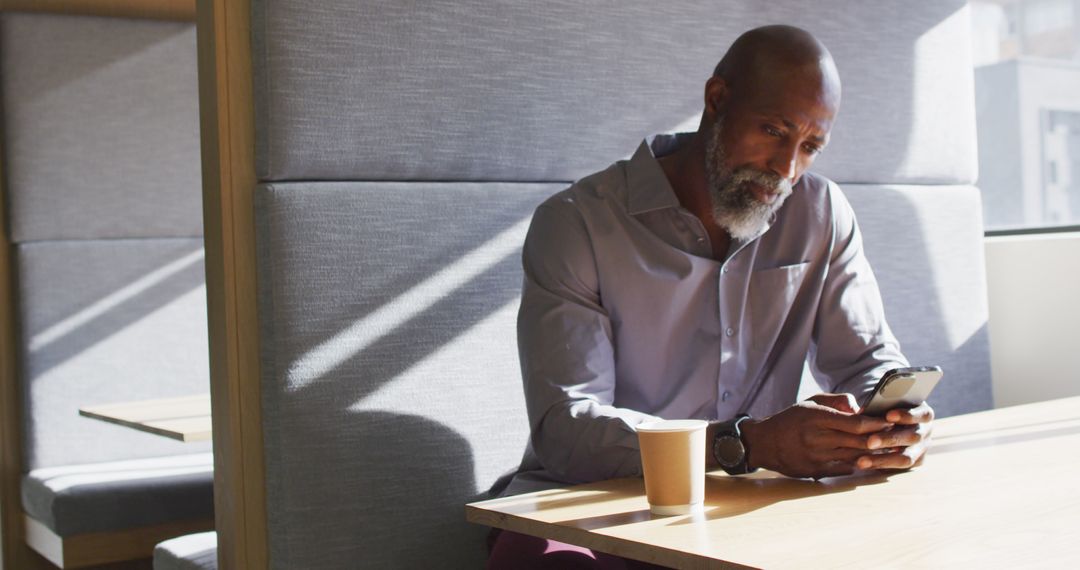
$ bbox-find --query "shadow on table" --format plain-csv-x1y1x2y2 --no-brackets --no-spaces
931,422,1080,455
557,470,894,531
493,482,644,515
559,509,655,531
671,470,894,525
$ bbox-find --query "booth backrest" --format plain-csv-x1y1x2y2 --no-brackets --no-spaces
1,13,210,469
251,1,989,567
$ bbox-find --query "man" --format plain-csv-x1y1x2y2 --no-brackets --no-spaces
488,25,934,568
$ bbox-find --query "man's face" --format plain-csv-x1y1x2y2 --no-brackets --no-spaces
704,116,793,240
703,71,838,240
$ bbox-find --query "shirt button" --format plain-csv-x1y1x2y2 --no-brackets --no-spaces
722,391,732,402
725,327,735,337
696,237,705,244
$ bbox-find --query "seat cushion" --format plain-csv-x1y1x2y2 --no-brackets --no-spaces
22,453,214,537
154,531,217,570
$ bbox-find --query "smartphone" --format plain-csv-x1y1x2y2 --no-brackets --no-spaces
860,366,943,417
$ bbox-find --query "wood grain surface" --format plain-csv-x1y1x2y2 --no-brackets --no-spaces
196,0,266,566
468,397,1080,569
79,394,211,442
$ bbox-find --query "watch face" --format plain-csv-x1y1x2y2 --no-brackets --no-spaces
715,434,745,468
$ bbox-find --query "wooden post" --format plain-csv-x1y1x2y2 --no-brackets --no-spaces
196,0,267,568
0,99,24,570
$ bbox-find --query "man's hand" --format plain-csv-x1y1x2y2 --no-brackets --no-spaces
740,394,893,479
855,402,935,471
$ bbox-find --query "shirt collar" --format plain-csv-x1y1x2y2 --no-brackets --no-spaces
625,133,694,215
625,132,782,245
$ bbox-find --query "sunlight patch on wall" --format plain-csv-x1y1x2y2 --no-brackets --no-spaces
348,297,527,490
29,249,205,353
286,217,532,391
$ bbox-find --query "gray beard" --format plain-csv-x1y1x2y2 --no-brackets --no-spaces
704,118,794,240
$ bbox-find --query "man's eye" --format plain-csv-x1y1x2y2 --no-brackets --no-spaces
802,144,821,155
763,125,782,137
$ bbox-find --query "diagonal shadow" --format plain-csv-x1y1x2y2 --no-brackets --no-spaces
292,252,522,405
931,423,1080,455
688,470,893,523
257,184,543,349
257,184,552,406
255,185,556,528
843,186,993,419
263,410,492,567
5,14,193,103
555,471,893,531
934,416,1080,441
15,243,207,379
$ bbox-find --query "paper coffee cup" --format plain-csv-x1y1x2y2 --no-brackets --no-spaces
636,419,708,516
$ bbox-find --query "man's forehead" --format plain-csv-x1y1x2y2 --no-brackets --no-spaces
741,89,838,139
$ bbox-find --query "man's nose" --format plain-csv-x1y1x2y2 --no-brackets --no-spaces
767,143,799,181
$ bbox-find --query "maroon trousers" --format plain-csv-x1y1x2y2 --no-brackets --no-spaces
486,530,671,570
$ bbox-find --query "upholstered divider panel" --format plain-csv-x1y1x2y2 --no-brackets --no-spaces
0,13,202,242
253,0,975,186
844,184,992,417
16,239,211,469
250,1,990,567
256,182,557,568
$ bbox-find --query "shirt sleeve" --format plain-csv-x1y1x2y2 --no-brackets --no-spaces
517,195,660,484
809,183,909,402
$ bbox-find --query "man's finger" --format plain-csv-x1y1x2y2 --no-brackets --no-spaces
821,412,893,435
885,402,935,424
857,445,925,470
867,426,922,450
817,430,875,451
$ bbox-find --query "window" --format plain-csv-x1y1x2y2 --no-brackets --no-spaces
971,0,1080,231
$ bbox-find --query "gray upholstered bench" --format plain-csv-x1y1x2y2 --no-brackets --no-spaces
23,453,214,538
1,12,214,567
22,453,214,567
154,531,218,570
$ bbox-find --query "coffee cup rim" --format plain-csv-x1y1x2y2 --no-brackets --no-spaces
635,419,709,433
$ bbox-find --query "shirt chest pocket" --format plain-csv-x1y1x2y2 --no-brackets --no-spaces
746,262,810,353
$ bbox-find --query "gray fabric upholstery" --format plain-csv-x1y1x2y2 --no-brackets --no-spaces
253,180,994,568
253,0,975,186
0,13,202,242
154,531,218,570
22,453,213,537
250,1,991,568
255,182,555,568
15,239,212,469
843,184,993,417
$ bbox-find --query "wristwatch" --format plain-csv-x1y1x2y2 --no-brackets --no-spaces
712,414,757,475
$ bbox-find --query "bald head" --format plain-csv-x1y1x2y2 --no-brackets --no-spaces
686,25,842,236
713,25,841,108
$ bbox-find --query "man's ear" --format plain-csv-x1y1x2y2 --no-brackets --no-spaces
704,76,730,118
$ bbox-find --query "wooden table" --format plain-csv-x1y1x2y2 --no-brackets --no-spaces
79,393,212,442
467,396,1080,569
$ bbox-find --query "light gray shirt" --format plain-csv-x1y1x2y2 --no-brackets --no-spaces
506,134,907,494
